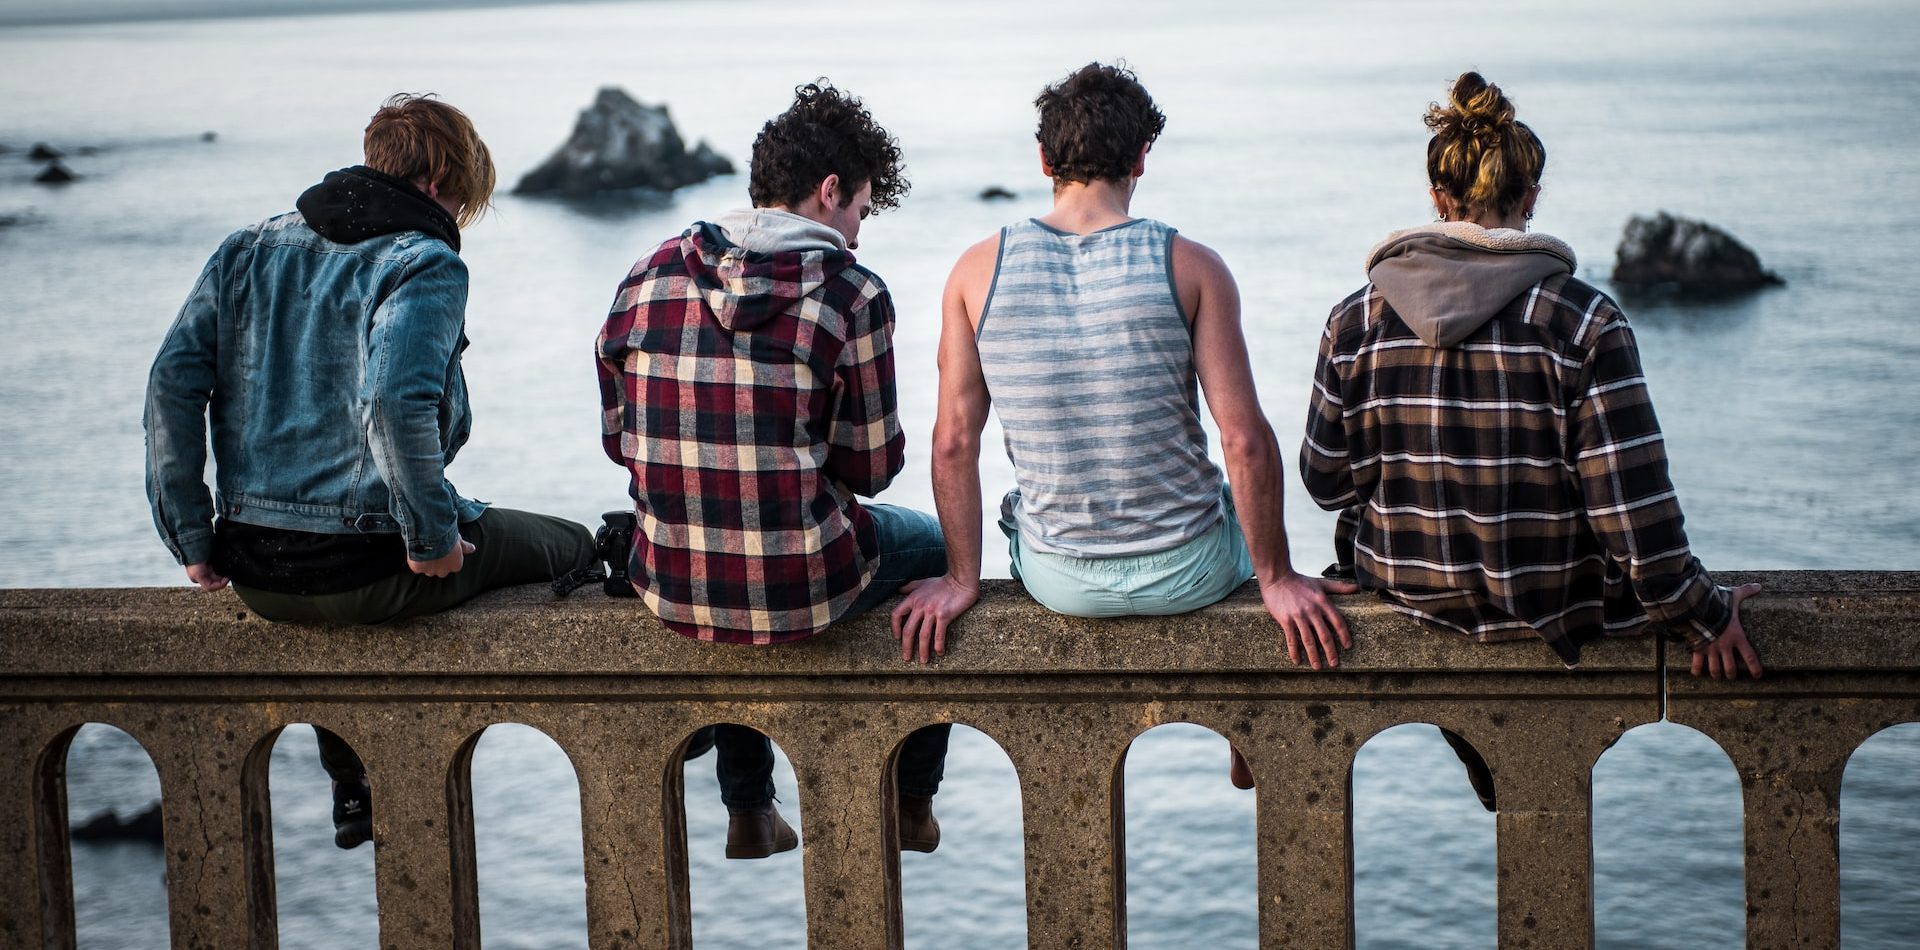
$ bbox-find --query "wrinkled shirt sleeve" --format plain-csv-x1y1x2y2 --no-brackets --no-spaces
1569,318,1731,646
824,288,905,497
362,247,469,562
1301,317,1362,510
144,247,228,566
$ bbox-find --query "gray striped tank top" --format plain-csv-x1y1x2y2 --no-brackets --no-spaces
977,217,1223,558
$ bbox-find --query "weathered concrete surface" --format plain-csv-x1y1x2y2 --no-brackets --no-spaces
1664,571,1920,950
0,571,1914,950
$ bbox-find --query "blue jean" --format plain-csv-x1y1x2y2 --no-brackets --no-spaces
709,503,952,810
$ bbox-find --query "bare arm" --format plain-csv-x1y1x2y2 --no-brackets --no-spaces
1177,236,1358,668
892,235,998,663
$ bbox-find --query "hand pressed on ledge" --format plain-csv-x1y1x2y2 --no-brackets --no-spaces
185,562,228,592
1263,571,1360,670
1692,582,1764,680
891,575,978,664
408,539,476,578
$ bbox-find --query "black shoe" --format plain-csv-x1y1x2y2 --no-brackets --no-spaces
332,777,373,849
1439,728,1497,812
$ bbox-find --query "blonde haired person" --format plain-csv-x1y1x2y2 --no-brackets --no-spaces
1299,72,1763,808
146,94,594,848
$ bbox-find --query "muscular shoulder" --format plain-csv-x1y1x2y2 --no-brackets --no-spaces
947,232,1002,306
1169,234,1236,321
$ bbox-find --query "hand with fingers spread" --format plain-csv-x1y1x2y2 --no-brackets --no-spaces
408,539,476,578
1691,582,1764,680
1263,571,1360,669
891,575,978,664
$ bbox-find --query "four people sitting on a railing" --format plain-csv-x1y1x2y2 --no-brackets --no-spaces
142,65,1762,858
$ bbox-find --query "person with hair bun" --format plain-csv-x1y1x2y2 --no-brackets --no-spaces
1300,72,1764,804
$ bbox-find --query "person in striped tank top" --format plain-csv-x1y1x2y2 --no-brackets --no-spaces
892,64,1355,784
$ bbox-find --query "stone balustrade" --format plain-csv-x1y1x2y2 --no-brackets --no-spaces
1,570,1915,949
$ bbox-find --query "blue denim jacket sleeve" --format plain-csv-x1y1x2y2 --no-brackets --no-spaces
362,246,469,562
144,247,227,566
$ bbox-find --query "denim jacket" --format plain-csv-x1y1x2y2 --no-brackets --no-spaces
145,211,486,566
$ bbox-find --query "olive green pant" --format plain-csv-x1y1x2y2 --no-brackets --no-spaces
231,506,595,780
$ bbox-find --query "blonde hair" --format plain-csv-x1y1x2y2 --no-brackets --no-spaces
1424,72,1544,220
362,93,495,229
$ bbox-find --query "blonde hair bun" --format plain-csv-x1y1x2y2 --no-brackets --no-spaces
1423,71,1543,220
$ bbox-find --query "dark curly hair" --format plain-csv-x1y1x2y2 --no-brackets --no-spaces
1034,62,1166,186
748,81,908,212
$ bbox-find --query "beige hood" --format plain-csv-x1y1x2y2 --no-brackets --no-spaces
1365,222,1578,348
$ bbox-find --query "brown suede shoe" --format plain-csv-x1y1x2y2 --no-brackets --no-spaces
899,794,940,853
1228,747,1256,790
725,803,798,859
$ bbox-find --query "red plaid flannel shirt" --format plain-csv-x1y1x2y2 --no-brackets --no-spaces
597,223,904,643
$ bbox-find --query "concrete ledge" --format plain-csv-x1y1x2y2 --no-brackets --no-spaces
2,570,1916,950
1,570,1913,678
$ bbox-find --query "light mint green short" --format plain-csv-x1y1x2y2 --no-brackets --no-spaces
1001,487,1255,618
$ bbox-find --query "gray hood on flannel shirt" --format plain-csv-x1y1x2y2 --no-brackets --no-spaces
684,208,854,332
1365,222,1578,348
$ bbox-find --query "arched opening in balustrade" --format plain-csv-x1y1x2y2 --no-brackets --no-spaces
1840,722,1920,944
897,722,1026,950
61,722,170,949
1121,722,1256,947
1592,721,1742,949
267,722,379,947
468,722,588,946
681,722,807,948
1352,723,1496,948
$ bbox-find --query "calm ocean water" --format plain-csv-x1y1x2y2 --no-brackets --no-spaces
4,0,1918,946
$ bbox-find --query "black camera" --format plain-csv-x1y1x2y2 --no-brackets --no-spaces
594,509,639,598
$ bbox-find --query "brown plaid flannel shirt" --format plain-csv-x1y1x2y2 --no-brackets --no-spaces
1301,273,1731,665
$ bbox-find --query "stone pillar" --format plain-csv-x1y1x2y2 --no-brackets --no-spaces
0,715,77,950
1002,705,1132,950
352,714,481,949
1247,724,1355,949
544,713,694,950
142,705,279,949
788,711,904,950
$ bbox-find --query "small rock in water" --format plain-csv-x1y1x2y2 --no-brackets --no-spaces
34,160,77,184
1612,211,1782,293
979,185,1016,201
70,802,165,845
201,131,218,142
28,142,63,161
514,86,734,196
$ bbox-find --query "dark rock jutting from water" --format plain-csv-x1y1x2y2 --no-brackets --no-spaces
71,802,164,845
28,142,63,162
979,185,1016,201
34,161,77,185
1612,212,1782,293
514,87,733,197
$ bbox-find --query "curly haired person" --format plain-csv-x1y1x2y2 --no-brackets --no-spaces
597,82,950,858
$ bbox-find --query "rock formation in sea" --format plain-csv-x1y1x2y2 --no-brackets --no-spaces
70,802,164,845
514,87,733,196
34,160,77,184
979,185,1016,201
1612,212,1783,292
27,142,62,161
